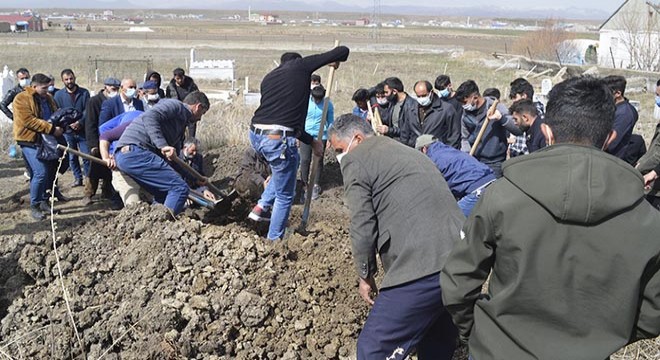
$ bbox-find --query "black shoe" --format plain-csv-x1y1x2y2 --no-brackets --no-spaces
39,201,61,215
55,193,70,202
109,197,124,211
30,205,45,220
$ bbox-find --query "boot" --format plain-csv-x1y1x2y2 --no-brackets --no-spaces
30,205,45,220
81,196,93,206
39,201,61,215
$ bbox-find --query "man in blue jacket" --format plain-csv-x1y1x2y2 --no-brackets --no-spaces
98,78,144,126
415,134,496,217
54,69,91,187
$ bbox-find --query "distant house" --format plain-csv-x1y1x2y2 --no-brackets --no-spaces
599,0,660,71
0,15,43,32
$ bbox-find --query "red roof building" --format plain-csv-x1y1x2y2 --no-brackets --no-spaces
0,15,43,32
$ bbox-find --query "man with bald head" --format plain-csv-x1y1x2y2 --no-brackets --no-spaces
400,80,461,149
99,78,144,126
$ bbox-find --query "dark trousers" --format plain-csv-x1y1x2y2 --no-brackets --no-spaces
357,272,457,360
299,140,326,186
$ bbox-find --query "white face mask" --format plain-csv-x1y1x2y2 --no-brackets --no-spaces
417,95,432,107
336,136,356,165
107,91,118,98
19,78,31,87
462,103,477,112
376,97,388,106
147,93,159,102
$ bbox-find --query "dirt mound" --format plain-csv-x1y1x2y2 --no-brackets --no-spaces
0,197,369,359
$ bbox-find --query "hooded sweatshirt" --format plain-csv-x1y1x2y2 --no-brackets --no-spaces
441,144,660,360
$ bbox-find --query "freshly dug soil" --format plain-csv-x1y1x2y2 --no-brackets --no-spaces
0,146,393,359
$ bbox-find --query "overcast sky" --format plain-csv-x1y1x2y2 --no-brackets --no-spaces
0,0,625,13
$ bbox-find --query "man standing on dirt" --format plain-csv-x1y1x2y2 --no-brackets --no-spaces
247,45,350,241
114,93,210,216
84,77,122,208
329,114,463,359
12,73,64,220
441,76,660,360
54,69,91,188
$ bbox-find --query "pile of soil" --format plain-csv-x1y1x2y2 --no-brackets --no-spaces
0,146,368,359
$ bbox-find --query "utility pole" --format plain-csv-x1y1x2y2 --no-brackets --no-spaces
371,0,381,40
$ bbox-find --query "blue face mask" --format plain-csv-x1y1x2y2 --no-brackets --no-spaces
48,85,55,92
125,88,136,98
656,95,660,107
438,88,450,98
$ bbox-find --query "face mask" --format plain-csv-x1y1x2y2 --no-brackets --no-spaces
107,91,118,98
124,88,136,98
19,78,30,87
417,95,432,107
462,103,477,112
147,94,160,102
336,136,356,165
438,88,450,98
386,92,397,103
48,85,55,92
656,95,660,107
376,97,388,106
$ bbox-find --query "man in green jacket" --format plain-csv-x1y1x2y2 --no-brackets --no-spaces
441,76,660,360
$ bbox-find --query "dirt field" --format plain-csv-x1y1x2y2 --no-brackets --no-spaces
0,146,375,359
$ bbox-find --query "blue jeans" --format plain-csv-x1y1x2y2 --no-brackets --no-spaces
357,272,458,360
457,192,479,217
115,145,189,214
63,132,90,181
249,130,300,240
21,145,56,206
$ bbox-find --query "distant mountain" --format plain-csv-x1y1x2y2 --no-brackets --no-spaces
0,0,611,21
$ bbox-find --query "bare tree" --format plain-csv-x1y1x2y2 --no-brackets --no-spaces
513,20,578,63
614,2,660,71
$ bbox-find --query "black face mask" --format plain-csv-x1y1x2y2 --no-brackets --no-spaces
387,92,398,103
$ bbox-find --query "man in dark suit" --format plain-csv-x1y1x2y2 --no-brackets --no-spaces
328,113,464,360
98,78,144,126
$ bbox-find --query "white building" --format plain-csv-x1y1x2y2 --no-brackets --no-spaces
599,0,660,71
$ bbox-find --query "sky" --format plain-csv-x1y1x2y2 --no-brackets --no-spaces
0,0,626,13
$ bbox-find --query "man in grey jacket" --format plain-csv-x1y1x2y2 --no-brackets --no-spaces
114,93,209,215
329,113,464,360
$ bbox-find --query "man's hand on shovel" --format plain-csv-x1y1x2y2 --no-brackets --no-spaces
161,146,176,160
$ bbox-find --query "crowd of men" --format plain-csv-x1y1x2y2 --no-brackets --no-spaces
245,45,660,359
5,67,209,220
6,45,660,359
